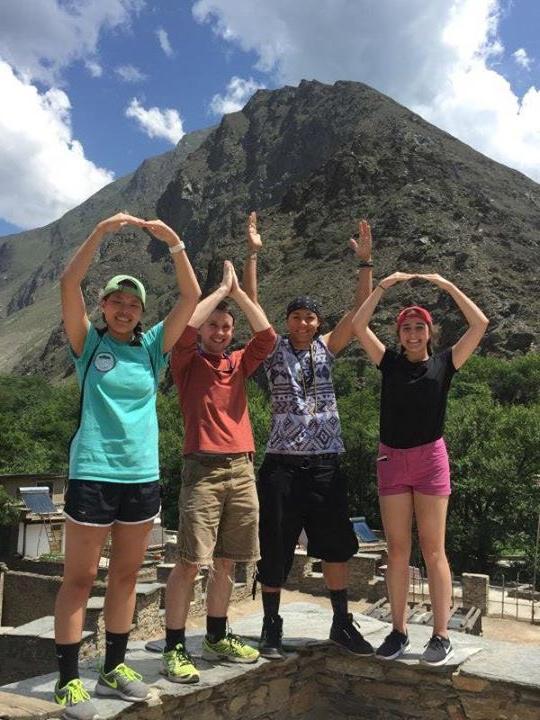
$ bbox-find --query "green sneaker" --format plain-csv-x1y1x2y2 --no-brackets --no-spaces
162,643,200,683
95,663,150,702
54,679,100,720
202,632,260,664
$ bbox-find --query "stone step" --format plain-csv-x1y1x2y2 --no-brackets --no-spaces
0,617,94,686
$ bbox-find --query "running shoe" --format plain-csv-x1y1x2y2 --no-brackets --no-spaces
162,643,200,683
54,678,100,720
202,632,260,663
329,613,374,656
259,615,284,659
95,663,150,701
375,629,411,660
421,635,454,666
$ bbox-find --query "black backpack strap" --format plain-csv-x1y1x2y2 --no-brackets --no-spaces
67,328,106,463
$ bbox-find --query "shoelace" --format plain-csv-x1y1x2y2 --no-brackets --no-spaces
172,645,195,668
340,616,362,641
64,679,90,704
425,635,446,650
225,632,247,650
110,663,143,682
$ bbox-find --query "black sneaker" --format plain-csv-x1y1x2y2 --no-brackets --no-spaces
259,615,284,659
376,629,411,660
421,635,454,666
329,613,374,656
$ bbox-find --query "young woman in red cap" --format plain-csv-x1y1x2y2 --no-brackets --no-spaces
352,272,488,666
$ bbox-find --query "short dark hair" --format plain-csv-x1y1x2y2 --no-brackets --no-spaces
213,300,236,325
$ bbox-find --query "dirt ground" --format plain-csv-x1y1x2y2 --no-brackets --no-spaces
185,589,540,646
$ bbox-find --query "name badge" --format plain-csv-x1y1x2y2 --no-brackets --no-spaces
94,352,116,373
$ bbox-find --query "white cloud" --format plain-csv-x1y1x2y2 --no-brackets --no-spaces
0,0,143,83
513,48,532,71
192,0,540,183
156,27,174,57
0,61,114,229
85,59,103,78
209,76,265,115
125,98,184,144
115,64,147,83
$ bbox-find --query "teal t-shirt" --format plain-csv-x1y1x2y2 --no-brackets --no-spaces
69,323,167,483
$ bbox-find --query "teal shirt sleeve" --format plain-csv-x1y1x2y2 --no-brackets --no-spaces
142,321,168,384
69,324,102,386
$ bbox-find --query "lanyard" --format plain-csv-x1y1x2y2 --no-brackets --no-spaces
291,342,318,414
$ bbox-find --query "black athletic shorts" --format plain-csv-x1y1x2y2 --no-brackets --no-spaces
63,479,161,526
256,453,359,588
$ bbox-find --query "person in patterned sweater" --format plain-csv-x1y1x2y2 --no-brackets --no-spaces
243,212,374,658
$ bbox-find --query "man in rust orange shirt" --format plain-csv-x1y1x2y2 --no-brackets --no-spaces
162,260,276,682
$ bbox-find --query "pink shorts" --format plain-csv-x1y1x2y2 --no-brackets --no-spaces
377,438,451,497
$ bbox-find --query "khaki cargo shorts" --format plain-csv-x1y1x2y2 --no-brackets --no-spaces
178,452,260,564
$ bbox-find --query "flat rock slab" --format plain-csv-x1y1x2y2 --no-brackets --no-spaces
2,602,539,719
458,634,540,689
0,690,61,719
147,601,387,654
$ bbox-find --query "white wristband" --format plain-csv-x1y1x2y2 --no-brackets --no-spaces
169,241,185,254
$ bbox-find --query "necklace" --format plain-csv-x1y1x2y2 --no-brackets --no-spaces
290,341,318,415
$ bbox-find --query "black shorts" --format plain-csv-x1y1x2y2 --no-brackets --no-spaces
256,453,359,588
64,479,161,526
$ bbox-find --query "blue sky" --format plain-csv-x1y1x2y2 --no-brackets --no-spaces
0,0,539,237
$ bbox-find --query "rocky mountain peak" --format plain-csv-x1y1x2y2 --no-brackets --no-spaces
0,79,538,378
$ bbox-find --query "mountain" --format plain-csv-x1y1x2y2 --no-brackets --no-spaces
0,80,538,379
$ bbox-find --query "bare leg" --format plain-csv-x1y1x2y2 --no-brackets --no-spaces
379,493,414,634
104,520,154,632
322,561,349,590
206,558,235,617
165,560,199,629
414,493,451,637
55,520,110,644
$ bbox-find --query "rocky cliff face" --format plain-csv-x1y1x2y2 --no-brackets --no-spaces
1,80,538,378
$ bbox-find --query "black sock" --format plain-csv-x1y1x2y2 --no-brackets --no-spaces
165,627,186,652
262,591,281,619
104,631,129,674
330,588,348,619
56,642,80,688
206,616,227,643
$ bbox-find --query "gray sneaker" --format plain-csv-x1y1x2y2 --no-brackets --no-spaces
95,663,150,701
54,679,100,720
421,635,454,666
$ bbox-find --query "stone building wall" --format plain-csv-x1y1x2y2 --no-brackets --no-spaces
116,644,540,720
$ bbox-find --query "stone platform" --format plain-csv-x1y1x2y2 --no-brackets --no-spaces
1,603,539,719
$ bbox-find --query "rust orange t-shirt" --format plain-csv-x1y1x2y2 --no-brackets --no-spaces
170,325,277,454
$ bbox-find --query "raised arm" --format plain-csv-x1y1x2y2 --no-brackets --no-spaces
188,261,233,329
416,274,488,369
141,220,201,352
242,211,262,304
60,212,143,356
321,219,373,355
229,263,271,332
352,272,416,365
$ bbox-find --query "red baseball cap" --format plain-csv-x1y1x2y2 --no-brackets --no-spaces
396,306,433,328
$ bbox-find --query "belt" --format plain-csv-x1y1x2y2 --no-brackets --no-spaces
267,453,339,468
186,452,252,464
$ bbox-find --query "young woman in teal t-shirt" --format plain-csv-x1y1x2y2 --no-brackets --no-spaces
54,213,200,718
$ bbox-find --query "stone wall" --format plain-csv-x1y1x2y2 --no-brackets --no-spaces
2,640,538,719
1,571,62,627
1,570,109,627
116,644,540,720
